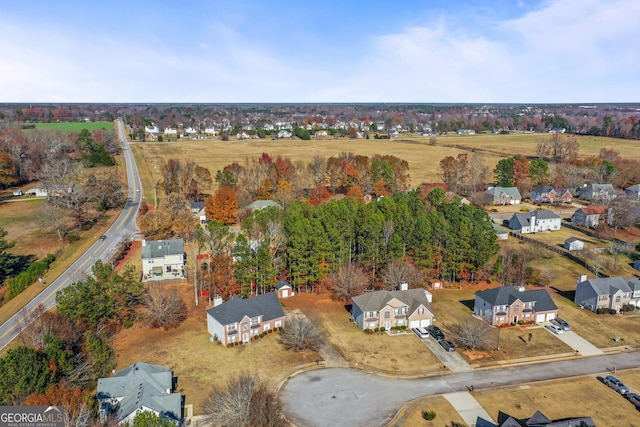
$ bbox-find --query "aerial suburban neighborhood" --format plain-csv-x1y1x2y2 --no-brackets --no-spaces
2,1,640,425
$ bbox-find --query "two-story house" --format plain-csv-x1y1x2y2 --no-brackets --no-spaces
97,362,182,425
625,184,640,200
474,286,558,326
574,276,640,312
351,288,434,331
530,186,573,204
572,206,611,228
141,239,185,281
508,210,561,233
578,183,617,201
206,292,285,346
485,186,522,205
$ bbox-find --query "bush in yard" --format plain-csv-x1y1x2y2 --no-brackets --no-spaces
374,327,379,332
380,327,386,332
364,328,373,334
622,304,635,312
279,315,323,352
400,325,407,330
422,410,437,421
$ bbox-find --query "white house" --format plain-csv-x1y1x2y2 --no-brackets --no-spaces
508,210,561,234
141,239,185,281
25,187,48,197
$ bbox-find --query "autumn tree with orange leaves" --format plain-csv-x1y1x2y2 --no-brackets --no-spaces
206,186,237,225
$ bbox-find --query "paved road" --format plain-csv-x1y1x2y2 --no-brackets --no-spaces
279,350,640,427
0,119,141,350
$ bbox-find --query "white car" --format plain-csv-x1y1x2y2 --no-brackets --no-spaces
413,327,429,339
545,323,564,335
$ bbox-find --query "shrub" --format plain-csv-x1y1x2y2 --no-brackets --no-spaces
608,309,617,315
510,322,516,326
6,254,56,300
622,304,636,312
422,410,437,421
123,319,134,329
267,328,273,334
364,328,373,334
517,320,525,325
520,207,529,212
380,327,386,332
374,327,380,333
399,325,407,330
596,308,605,314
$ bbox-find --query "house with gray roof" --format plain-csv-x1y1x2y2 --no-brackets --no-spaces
574,276,640,312
97,362,182,425
141,239,185,281
625,183,640,200
477,409,595,427
206,292,285,346
531,186,573,204
474,286,558,326
508,210,561,234
578,183,617,201
244,199,282,211
492,222,509,240
351,288,434,331
485,186,522,205
188,200,207,223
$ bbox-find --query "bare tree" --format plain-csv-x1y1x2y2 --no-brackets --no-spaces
382,259,424,290
329,263,368,302
201,375,286,427
448,317,493,350
142,288,187,330
279,314,323,352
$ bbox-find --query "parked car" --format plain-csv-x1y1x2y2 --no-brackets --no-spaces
552,317,571,331
438,339,455,352
627,393,640,409
545,323,564,335
603,375,629,395
427,325,445,340
413,327,429,339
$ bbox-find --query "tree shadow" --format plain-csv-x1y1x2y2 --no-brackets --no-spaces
518,335,527,344
7,254,36,278
551,286,575,302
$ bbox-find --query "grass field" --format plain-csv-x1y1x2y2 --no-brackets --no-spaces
131,132,640,194
391,395,467,427
30,121,115,132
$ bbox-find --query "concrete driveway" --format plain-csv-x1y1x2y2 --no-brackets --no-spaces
420,336,472,372
279,351,640,427
542,323,603,356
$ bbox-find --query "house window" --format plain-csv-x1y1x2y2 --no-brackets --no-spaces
263,324,270,331
396,319,404,326
384,312,390,319
418,308,424,315
615,296,621,303
275,320,281,328
514,306,520,312
242,323,249,330
598,295,608,301
251,316,260,325
227,324,237,332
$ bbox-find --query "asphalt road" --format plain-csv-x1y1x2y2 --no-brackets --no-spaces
280,350,640,427
0,119,141,350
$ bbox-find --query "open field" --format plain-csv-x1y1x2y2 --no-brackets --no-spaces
283,292,444,374
131,132,640,195
473,374,640,427
29,121,114,132
112,282,320,415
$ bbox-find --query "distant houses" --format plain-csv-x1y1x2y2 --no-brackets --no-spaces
572,206,611,228
574,276,640,312
578,183,617,201
530,186,572,204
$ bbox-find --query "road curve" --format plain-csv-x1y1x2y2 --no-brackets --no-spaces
0,119,142,350
279,350,640,427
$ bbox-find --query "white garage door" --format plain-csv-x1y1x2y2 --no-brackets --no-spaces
410,320,420,328
536,314,545,323
546,313,556,321
282,289,289,298
420,319,431,327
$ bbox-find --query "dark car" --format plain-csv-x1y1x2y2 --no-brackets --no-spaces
627,393,640,409
427,325,445,340
438,339,455,352
99,235,107,241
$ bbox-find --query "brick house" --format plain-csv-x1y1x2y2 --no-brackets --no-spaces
474,286,558,326
574,276,640,312
351,288,434,330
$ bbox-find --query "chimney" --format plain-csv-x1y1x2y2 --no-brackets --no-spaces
577,275,587,284
517,285,525,292
213,295,223,307
399,283,408,291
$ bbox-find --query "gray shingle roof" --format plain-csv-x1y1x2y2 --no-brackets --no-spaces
485,186,522,199
352,288,432,315
206,292,284,325
475,286,558,312
141,239,184,259
578,276,632,295
244,200,282,211
276,280,291,290
97,362,181,423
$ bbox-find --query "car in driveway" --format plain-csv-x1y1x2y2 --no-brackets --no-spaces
552,317,571,331
438,339,455,352
427,325,445,340
603,375,629,395
627,393,640,409
545,323,564,335
413,327,429,339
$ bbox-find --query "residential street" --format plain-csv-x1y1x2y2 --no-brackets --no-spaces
0,119,141,350
279,350,640,427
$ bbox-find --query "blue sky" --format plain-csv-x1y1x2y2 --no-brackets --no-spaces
1,0,638,103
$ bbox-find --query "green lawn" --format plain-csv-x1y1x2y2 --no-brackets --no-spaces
30,121,114,132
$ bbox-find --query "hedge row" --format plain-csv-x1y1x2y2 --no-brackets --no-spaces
6,254,56,300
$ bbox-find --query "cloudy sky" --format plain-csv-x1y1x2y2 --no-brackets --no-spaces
1,0,637,103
